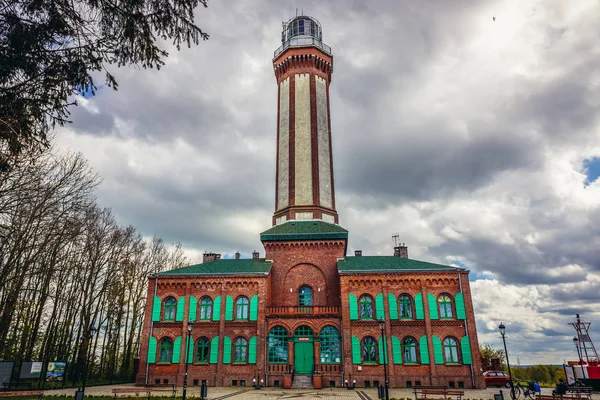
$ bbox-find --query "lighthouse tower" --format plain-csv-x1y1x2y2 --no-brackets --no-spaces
272,16,338,225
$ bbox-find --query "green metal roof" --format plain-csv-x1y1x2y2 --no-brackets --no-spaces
338,256,460,273
157,258,272,276
260,220,348,241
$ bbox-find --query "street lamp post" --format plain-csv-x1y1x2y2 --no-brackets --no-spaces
183,321,194,400
378,318,389,400
499,323,515,400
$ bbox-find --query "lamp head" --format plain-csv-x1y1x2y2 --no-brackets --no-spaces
187,321,194,333
573,337,578,343
499,322,505,336
378,318,386,330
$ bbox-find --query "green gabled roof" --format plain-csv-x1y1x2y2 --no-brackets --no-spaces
260,220,348,241
157,258,272,276
338,256,460,273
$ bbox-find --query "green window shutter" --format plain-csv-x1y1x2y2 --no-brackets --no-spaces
461,336,472,364
225,296,234,321
428,293,439,320
248,336,257,364
455,292,466,320
388,293,398,320
212,296,221,321
392,336,402,364
432,336,443,364
152,296,161,322
378,337,388,364
172,336,182,363
375,294,385,320
415,293,424,320
349,294,358,320
351,336,361,364
209,337,219,364
222,336,232,364
188,296,197,321
186,337,195,363
176,297,185,322
419,336,430,364
249,295,258,321
148,337,157,364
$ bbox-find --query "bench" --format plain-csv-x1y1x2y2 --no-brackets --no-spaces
538,395,587,400
1,383,34,391
112,387,176,400
414,387,464,400
0,390,43,399
566,387,593,399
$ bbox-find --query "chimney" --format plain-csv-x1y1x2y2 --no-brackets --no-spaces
203,252,221,263
235,252,241,259
252,250,260,259
394,244,408,258
355,250,362,256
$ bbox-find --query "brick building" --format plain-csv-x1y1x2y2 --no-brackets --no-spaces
136,15,485,390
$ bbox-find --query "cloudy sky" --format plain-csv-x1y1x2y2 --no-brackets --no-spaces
55,0,600,365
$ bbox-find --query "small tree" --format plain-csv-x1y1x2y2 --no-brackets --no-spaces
480,342,506,369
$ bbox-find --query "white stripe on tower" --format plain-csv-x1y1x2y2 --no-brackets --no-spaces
316,75,332,208
277,78,290,210
294,73,312,205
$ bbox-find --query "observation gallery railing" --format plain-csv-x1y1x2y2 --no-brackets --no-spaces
266,306,341,316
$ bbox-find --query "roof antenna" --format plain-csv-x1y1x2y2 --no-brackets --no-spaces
392,233,399,247
296,8,298,17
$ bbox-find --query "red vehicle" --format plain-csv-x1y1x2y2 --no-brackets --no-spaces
484,370,512,388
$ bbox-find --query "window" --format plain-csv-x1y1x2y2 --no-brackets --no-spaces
298,286,313,306
199,297,212,320
362,336,377,363
399,295,413,319
359,295,374,320
402,337,418,364
319,326,341,364
268,326,288,364
438,294,453,318
163,297,176,321
236,296,249,320
443,337,459,363
234,337,248,363
196,337,209,363
294,325,314,337
159,338,173,362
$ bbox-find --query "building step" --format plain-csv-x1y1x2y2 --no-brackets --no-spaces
292,375,313,389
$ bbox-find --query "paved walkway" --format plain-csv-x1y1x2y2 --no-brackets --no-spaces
42,384,600,400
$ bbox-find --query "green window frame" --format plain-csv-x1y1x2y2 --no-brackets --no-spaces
362,336,377,363
443,337,459,363
359,295,374,320
294,325,314,337
298,286,313,306
159,337,173,363
199,297,212,320
196,337,209,363
399,295,413,319
268,326,288,364
319,326,341,364
402,337,418,364
234,337,248,363
163,297,176,321
438,294,453,319
236,296,249,320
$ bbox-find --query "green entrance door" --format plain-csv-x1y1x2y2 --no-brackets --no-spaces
294,341,314,374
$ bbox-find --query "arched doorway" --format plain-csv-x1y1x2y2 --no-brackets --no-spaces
293,325,314,374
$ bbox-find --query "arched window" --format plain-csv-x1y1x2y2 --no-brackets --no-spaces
236,296,249,320
399,295,413,319
298,286,313,306
196,337,209,363
268,326,288,364
159,337,173,362
443,337,459,363
163,297,176,321
319,326,341,364
438,294,453,318
294,325,314,337
359,295,374,320
199,297,212,320
362,336,377,363
234,337,248,363
402,337,418,364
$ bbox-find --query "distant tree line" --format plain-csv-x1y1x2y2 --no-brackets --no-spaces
0,146,188,384
511,365,566,387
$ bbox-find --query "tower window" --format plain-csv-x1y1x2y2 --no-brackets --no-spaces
298,286,313,306
268,326,289,364
319,326,341,364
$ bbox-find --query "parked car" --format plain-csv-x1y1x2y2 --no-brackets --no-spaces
484,370,511,388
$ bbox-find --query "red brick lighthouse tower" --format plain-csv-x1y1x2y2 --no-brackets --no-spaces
272,16,338,226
